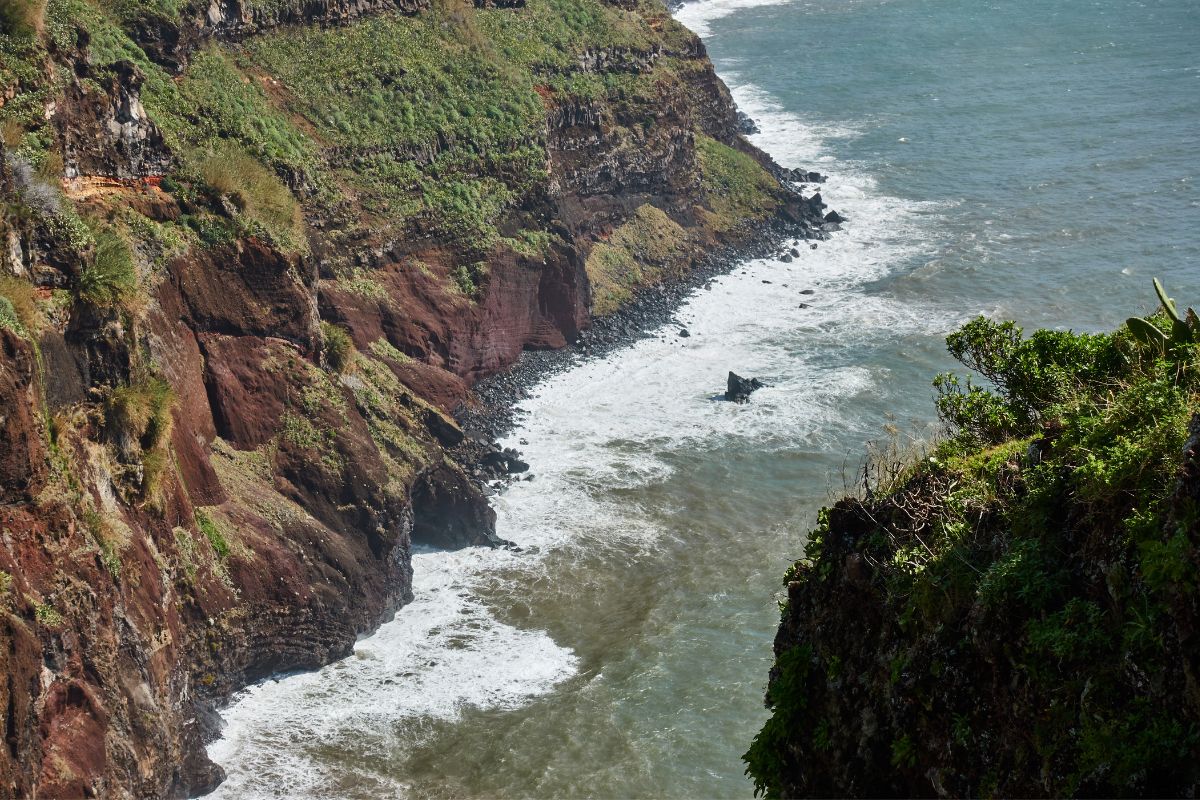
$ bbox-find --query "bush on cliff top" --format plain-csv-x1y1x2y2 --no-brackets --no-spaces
747,283,1200,798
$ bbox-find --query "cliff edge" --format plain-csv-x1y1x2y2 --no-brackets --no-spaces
746,289,1200,797
0,0,824,794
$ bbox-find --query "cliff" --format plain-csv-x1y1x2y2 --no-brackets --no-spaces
0,0,823,795
746,290,1200,797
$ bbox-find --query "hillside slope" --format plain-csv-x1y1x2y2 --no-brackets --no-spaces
746,286,1200,797
0,0,824,794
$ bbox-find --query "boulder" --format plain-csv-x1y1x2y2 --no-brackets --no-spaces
726,371,766,403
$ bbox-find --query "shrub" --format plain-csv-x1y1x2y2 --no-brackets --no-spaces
196,146,304,251
0,274,42,336
34,602,63,628
320,321,353,373
0,0,46,36
78,229,137,308
106,377,175,451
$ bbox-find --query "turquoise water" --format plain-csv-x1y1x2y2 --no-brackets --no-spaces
707,0,1200,328
207,1,1200,797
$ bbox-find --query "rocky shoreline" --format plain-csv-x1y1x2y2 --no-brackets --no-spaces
453,181,839,492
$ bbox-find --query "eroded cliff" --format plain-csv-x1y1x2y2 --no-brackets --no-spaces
0,0,822,794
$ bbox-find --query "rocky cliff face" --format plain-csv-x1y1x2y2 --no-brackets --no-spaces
746,313,1200,798
0,0,821,795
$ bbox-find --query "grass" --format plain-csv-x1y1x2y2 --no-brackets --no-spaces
0,0,46,37
195,144,306,253
585,204,687,314
695,134,779,232
106,376,174,451
195,508,229,559
320,321,354,373
78,228,137,309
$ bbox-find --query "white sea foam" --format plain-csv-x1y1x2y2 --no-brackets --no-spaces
673,0,795,37
205,12,954,798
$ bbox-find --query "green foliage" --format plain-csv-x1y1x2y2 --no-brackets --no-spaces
320,321,354,374
34,602,63,627
0,295,21,334
0,0,46,37
449,261,487,300
1125,278,1197,364
78,228,137,309
744,645,813,798
106,376,174,451
748,281,1200,797
695,134,779,232
0,570,11,596
0,274,41,336
195,509,229,559
196,145,305,253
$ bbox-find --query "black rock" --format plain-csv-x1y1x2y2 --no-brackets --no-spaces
780,253,793,263
679,328,690,338
824,210,845,223
799,303,810,309
479,450,530,474
736,110,761,135
800,289,815,295
789,248,801,257
725,371,766,403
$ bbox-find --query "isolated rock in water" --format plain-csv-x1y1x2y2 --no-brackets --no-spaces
679,328,691,337
780,253,793,263
824,210,845,223
726,371,766,403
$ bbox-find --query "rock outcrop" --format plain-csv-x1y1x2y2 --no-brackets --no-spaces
0,0,825,795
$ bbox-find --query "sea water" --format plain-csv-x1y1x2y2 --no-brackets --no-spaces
207,0,1200,795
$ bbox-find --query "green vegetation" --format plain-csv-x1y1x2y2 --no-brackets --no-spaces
196,145,306,252
0,295,22,334
0,0,46,38
195,508,229,559
34,602,63,627
695,135,779,232
585,203,687,315
450,261,486,300
106,376,174,451
747,281,1200,797
320,321,354,374
0,570,11,596
78,228,137,309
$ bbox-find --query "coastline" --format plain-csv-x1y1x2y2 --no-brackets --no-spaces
455,197,835,471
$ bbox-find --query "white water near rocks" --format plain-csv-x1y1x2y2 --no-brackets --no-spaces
208,82,945,800
207,0,1199,794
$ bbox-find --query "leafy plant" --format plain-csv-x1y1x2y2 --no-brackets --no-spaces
195,509,229,559
78,229,137,308
320,321,354,373
1126,278,1197,360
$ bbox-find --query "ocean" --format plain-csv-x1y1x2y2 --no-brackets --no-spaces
206,0,1200,796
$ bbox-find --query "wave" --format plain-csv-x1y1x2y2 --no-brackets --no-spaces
204,13,955,800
